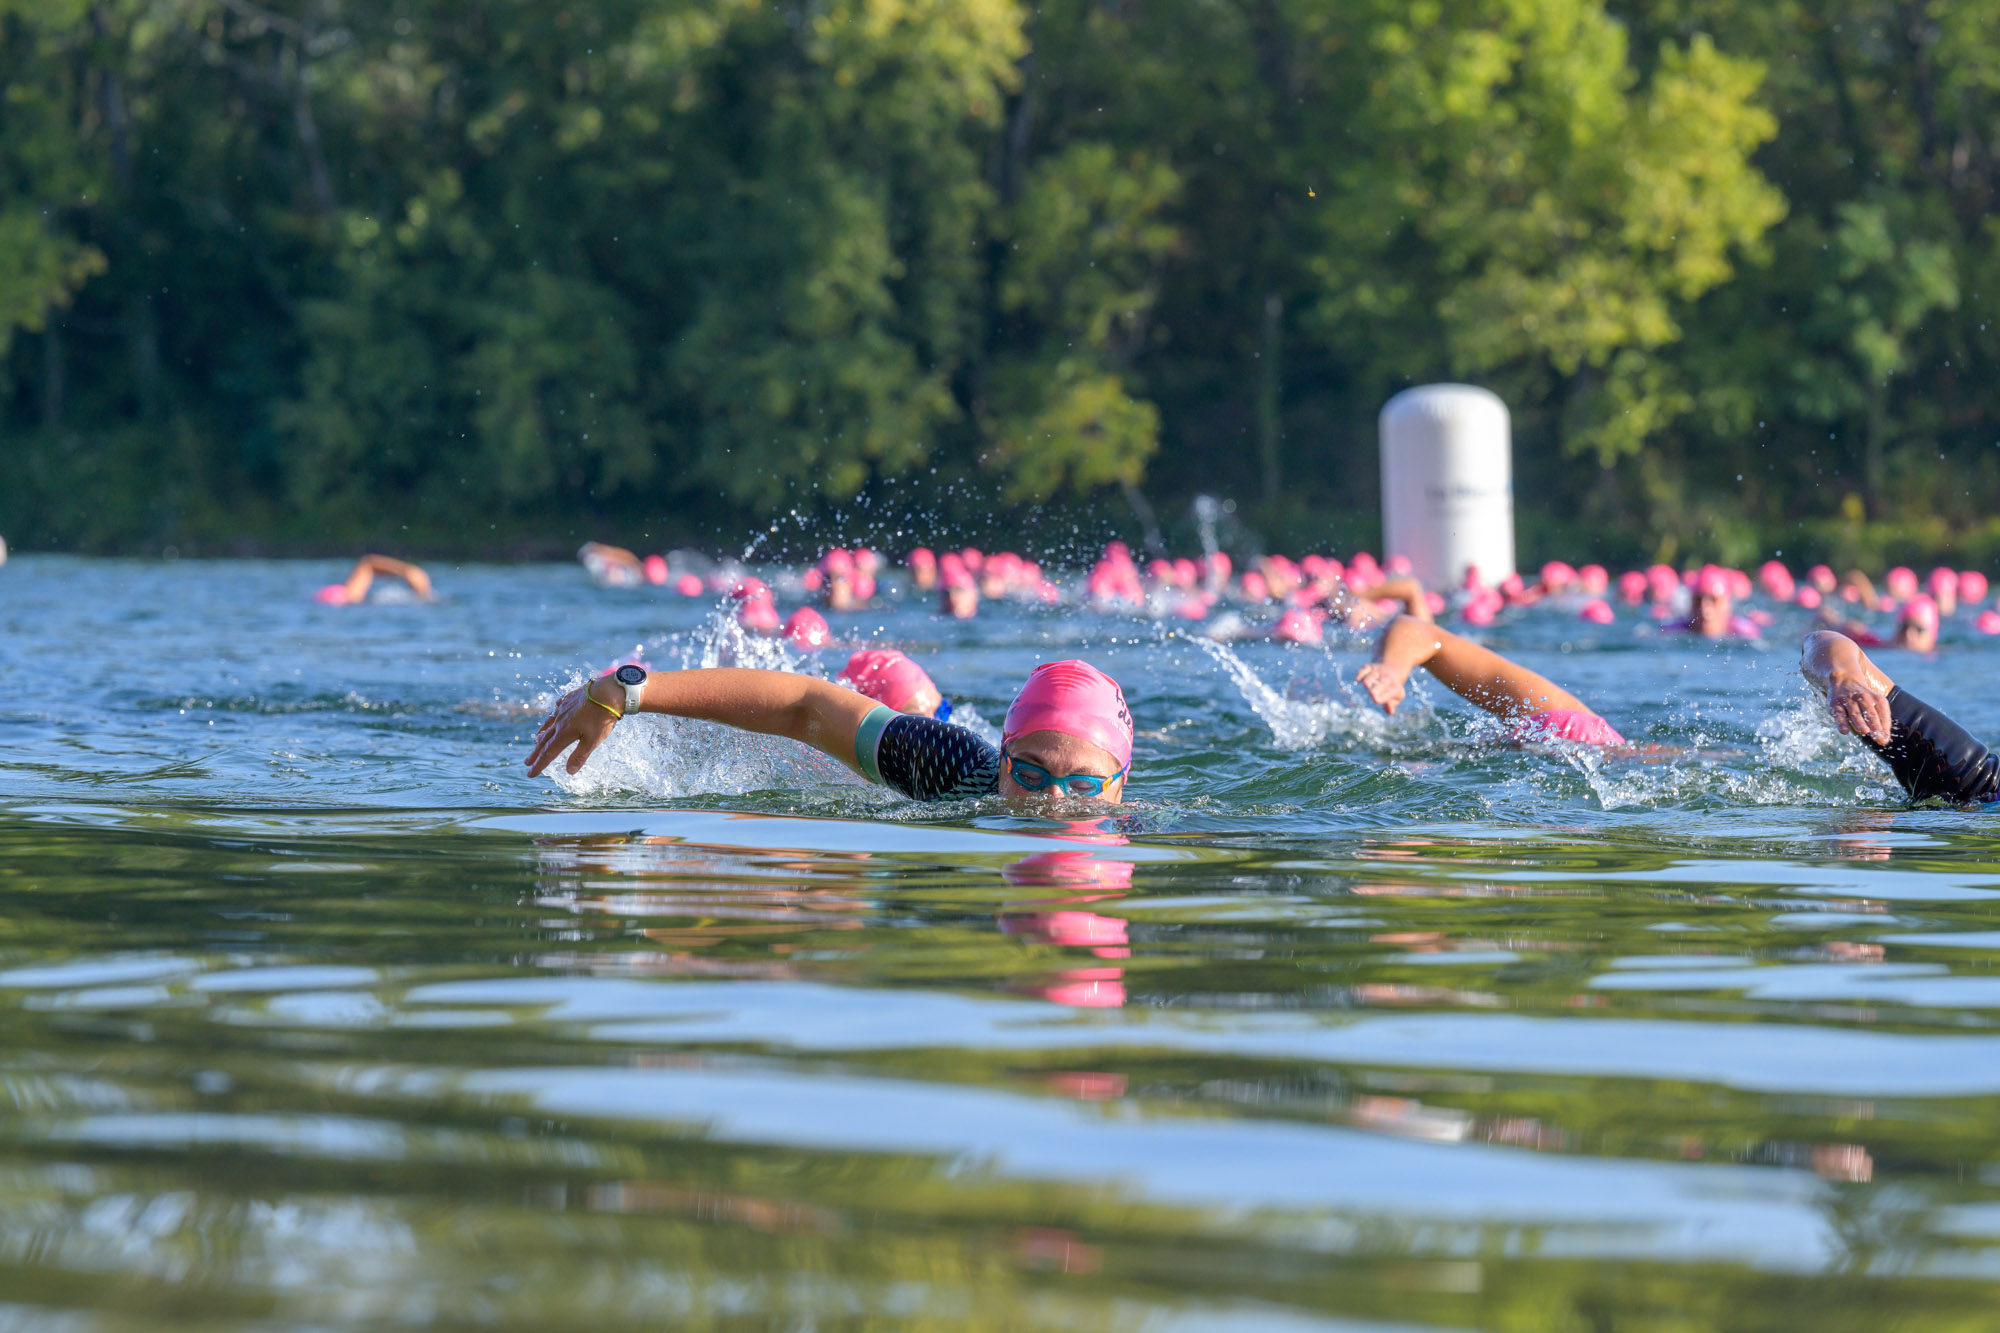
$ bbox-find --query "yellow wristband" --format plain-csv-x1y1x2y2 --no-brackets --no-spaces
583,684,623,720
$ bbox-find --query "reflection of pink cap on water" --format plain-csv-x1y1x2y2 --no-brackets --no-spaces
838,649,937,713
1003,660,1134,771
1273,608,1322,644
1000,910,1129,955
1886,566,1919,600
314,584,350,605
783,607,831,649
1901,594,1940,631
1001,851,1136,888
642,554,668,585
1579,598,1614,624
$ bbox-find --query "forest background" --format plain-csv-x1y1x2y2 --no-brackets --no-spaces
3,0,1998,567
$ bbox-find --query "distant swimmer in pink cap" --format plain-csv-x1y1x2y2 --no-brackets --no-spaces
315,554,433,605
529,658,1133,804
1816,593,1940,652
1671,566,1759,639
1356,614,1625,747
837,648,950,720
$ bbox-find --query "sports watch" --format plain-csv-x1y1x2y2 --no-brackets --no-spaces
614,664,647,716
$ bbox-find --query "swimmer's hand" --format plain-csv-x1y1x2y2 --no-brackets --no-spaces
526,679,619,776
1354,661,1410,715
1825,672,1892,745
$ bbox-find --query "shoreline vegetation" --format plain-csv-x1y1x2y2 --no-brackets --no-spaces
5,2,1997,565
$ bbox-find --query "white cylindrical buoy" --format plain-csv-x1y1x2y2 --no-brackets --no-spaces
1379,384,1516,589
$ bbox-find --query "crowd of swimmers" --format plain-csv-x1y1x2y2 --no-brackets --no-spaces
280,539,2000,810
501,540,2000,813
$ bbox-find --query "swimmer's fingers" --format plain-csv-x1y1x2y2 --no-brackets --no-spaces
526,687,594,776
1354,664,1404,715
1827,685,1892,745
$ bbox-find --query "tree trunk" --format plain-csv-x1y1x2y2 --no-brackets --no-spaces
1257,291,1282,504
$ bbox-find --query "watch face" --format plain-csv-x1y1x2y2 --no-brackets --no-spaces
615,665,647,686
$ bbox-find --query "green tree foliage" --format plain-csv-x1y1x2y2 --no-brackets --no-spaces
1,0,1981,562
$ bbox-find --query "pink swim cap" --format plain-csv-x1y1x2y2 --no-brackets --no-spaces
907,547,936,569
314,584,350,605
674,573,703,596
729,578,770,601
838,648,937,712
1273,608,1322,643
1902,594,1940,631
1579,598,1614,624
736,597,781,633
784,606,831,649
1980,609,2000,635
642,555,669,585
1695,567,1732,600
1578,564,1609,594
1887,567,1918,600
1240,570,1270,602
1003,661,1134,771
1616,570,1647,603
1963,571,1991,602
1796,586,1823,609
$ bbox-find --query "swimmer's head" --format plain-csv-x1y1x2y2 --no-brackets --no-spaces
1001,661,1133,804
838,649,943,717
1691,567,1734,637
1898,593,1940,650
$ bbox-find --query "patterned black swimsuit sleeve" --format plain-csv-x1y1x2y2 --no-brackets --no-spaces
1859,686,2000,804
854,708,1002,802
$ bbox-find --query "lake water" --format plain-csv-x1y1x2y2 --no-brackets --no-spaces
5,555,2000,1330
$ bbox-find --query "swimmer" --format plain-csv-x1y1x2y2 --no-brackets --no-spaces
1802,629,1994,803
578,542,644,587
1816,594,1939,652
528,659,1132,804
940,568,980,619
1356,614,1626,745
1340,575,1434,628
317,554,433,605
1676,567,1758,639
837,648,950,719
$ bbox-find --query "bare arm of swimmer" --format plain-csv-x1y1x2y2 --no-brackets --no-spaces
345,554,433,602
1355,614,1589,719
1347,577,1433,623
526,668,879,777
1800,630,1894,745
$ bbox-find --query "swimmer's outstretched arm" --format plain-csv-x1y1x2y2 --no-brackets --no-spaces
1800,630,1894,744
1347,577,1433,623
526,668,877,778
1356,614,1588,719
346,554,433,601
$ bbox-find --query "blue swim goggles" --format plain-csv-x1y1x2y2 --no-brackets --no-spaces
934,697,952,723
1003,750,1128,797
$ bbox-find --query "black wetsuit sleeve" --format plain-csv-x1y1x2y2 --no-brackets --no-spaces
872,715,1002,802
1859,686,2000,804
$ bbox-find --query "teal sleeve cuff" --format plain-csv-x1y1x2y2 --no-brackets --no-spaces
853,705,894,786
